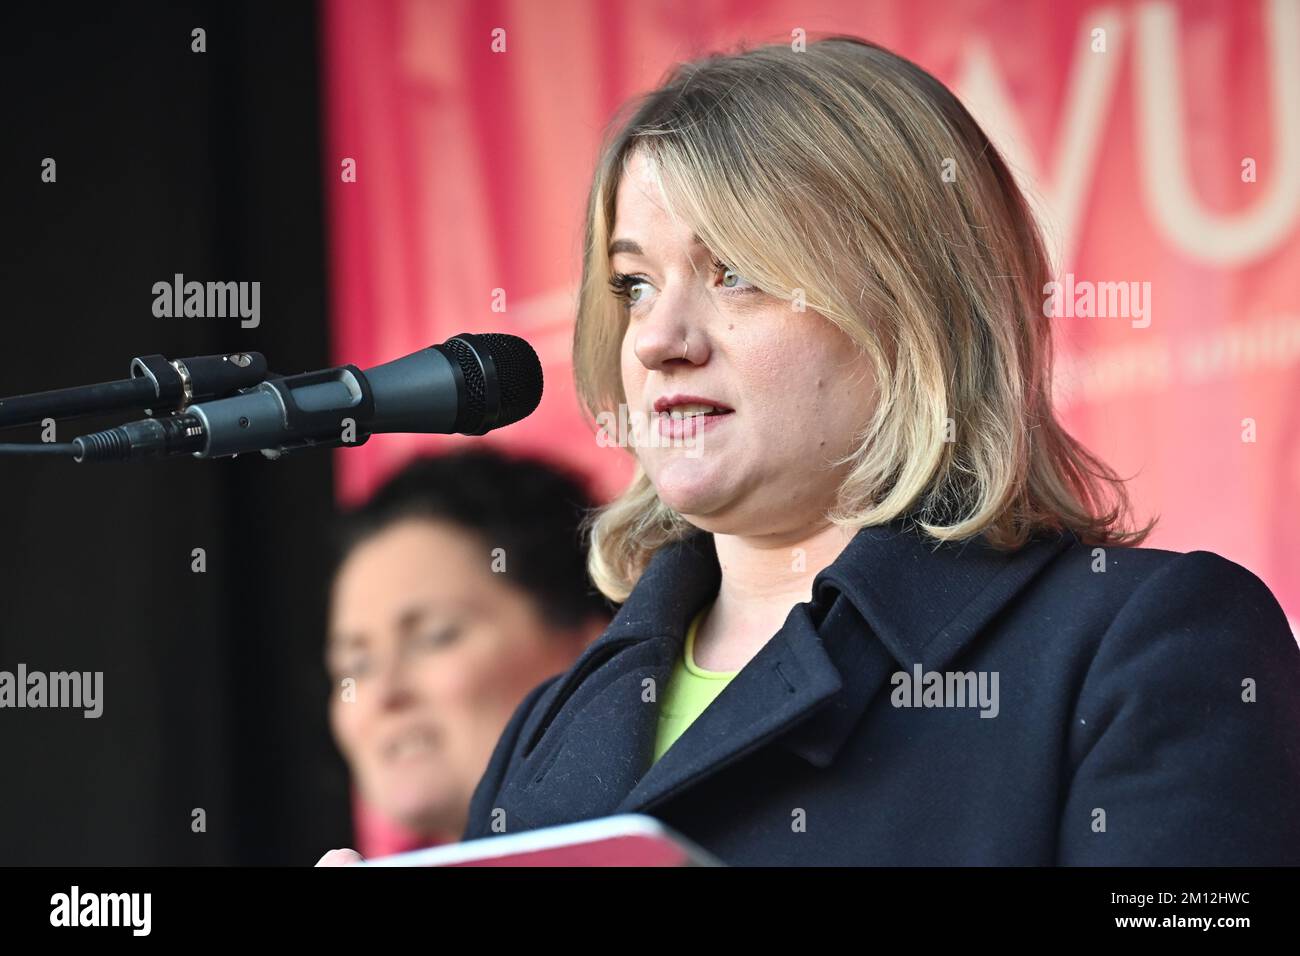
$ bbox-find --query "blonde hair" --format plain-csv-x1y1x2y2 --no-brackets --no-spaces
574,35,1151,603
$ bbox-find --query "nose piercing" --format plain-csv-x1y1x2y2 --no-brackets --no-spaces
682,339,689,360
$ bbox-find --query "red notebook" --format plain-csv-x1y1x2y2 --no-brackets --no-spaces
359,814,721,867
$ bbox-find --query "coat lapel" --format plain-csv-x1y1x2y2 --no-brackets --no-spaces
495,532,719,828
615,597,850,813
503,520,1077,827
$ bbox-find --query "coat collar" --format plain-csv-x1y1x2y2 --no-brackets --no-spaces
813,519,1079,672
503,520,1076,827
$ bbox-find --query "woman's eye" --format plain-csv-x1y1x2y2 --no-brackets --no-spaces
712,257,753,291
417,625,462,650
337,655,371,680
608,272,656,308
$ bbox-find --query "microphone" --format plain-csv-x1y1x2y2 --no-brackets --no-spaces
71,333,542,462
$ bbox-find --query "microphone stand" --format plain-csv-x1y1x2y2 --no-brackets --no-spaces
0,352,269,430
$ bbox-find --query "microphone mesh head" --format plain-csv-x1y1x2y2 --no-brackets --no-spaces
477,333,543,426
438,333,543,432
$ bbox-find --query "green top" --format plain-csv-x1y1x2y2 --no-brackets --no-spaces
652,607,738,764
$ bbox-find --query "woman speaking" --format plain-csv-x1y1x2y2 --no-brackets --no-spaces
458,36,1298,865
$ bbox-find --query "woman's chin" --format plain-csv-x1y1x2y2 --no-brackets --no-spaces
380,789,456,836
650,458,734,517
369,767,455,831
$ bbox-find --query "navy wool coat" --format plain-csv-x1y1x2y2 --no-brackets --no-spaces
463,522,1300,865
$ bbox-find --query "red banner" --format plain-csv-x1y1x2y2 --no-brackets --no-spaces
321,0,1300,633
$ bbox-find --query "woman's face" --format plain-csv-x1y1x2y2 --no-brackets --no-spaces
614,150,877,537
327,519,591,838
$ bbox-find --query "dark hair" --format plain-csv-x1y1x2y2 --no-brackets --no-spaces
333,449,610,628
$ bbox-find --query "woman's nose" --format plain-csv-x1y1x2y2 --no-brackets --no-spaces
632,292,710,371
373,653,418,711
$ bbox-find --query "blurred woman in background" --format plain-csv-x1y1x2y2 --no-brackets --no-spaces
324,450,608,856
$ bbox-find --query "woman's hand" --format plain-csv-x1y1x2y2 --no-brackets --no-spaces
315,848,365,866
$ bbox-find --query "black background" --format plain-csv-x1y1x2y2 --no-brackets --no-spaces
0,1,353,863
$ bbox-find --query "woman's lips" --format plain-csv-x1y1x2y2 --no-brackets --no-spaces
652,394,732,414
381,726,440,765
652,409,733,441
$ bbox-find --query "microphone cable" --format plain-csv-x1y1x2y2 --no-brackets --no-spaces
0,442,81,457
